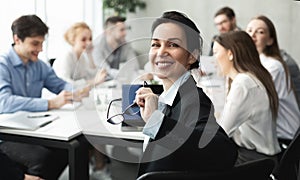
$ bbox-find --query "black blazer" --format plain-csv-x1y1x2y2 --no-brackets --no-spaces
137,76,237,177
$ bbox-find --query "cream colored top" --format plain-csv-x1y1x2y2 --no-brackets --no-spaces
53,49,98,88
218,73,280,155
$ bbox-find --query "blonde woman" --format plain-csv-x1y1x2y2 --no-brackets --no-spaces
53,22,106,90
53,22,111,180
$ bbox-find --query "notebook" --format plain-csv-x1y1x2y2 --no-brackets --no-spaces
0,111,59,130
121,84,163,131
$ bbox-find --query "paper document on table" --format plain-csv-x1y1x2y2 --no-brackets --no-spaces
0,111,59,130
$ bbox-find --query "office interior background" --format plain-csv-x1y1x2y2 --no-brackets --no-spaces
0,0,299,66
0,1,299,179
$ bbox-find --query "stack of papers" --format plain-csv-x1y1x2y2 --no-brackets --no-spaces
0,111,59,130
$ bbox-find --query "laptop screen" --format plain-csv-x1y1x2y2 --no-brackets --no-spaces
122,84,143,121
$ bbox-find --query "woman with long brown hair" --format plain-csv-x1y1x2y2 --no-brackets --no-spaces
246,15,300,149
214,31,280,164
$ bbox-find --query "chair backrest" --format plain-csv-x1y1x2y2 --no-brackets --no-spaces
48,58,56,67
137,158,275,180
272,130,300,180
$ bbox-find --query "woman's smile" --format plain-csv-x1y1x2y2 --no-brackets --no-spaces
155,60,174,69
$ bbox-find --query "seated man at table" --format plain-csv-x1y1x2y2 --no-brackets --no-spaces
92,16,140,82
0,15,85,179
208,6,241,56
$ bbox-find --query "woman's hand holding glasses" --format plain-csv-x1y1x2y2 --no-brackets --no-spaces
106,81,159,124
135,87,159,123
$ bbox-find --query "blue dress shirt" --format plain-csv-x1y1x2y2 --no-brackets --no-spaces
0,46,72,113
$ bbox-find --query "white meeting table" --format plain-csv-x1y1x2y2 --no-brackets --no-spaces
79,84,145,150
76,107,145,163
0,104,145,180
0,108,89,180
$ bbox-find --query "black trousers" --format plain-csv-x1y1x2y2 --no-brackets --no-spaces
0,142,68,180
0,150,24,180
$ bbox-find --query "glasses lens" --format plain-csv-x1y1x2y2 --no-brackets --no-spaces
107,99,122,115
107,114,124,124
124,103,140,115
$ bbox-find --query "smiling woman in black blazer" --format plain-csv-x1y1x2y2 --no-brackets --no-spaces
135,11,238,178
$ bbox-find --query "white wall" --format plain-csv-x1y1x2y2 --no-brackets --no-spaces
126,0,300,65
40,0,104,60
0,0,36,52
0,0,103,61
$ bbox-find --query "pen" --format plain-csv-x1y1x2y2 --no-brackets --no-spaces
141,81,148,105
27,114,51,118
143,81,148,87
39,121,53,127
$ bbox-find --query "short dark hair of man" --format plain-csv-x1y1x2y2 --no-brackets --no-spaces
214,6,236,20
105,16,126,27
11,15,48,42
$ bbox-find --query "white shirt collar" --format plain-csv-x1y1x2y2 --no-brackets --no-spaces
259,53,269,62
159,71,191,106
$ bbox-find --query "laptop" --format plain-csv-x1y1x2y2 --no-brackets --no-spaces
121,84,163,132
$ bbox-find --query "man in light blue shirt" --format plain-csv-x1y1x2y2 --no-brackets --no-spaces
0,46,74,113
0,14,81,179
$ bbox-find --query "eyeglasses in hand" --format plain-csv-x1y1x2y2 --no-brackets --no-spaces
106,98,140,125
107,81,148,125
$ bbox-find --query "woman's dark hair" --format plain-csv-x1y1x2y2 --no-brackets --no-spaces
151,11,203,70
253,15,292,92
215,31,278,120
11,14,49,41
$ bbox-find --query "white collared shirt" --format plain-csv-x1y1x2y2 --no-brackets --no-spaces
260,54,300,140
142,71,191,151
218,73,281,155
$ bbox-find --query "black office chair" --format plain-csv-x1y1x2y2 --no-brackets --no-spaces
272,129,300,180
137,158,275,180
